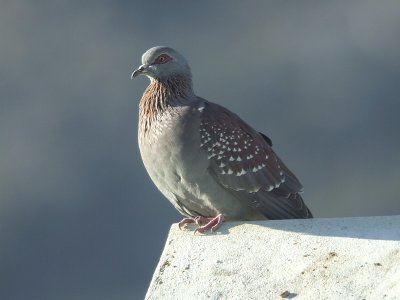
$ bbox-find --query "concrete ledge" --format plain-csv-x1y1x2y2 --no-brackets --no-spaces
145,216,400,300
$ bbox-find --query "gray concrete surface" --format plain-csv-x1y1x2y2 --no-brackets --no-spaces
146,216,400,300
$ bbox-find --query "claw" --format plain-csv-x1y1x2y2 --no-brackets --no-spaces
178,217,196,230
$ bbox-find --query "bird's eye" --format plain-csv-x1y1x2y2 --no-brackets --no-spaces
154,54,171,64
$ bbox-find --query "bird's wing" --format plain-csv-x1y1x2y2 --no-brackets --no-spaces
199,101,311,219
199,101,300,193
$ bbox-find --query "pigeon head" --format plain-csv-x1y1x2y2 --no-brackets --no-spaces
131,46,191,80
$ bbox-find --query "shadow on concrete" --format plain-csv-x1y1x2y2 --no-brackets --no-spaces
214,215,400,241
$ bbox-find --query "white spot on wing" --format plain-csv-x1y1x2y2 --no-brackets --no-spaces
236,169,247,176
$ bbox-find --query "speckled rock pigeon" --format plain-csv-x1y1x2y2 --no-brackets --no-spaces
131,46,312,233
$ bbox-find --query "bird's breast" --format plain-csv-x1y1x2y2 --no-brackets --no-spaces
139,105,204,191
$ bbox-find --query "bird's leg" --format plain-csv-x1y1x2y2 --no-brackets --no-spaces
194,214,225,234
178,214,225,233
178,216,215,229
194,216,212,226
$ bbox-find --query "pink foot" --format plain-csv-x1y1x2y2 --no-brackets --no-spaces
178,214,225,233
178,216,212,229
195,214,225,234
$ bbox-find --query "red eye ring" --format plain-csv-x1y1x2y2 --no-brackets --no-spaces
154,54,171,64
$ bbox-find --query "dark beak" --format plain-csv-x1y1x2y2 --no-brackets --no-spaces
131,64,148,79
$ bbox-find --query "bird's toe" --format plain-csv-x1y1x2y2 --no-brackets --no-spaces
194,214,225,234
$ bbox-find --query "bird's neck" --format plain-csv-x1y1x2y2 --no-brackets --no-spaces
139,75,195,137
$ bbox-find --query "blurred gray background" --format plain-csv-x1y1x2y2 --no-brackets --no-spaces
1,1,399,299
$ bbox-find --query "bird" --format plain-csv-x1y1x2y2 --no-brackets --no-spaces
131,46,313,233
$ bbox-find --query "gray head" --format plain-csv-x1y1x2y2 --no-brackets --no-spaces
131,46,191,80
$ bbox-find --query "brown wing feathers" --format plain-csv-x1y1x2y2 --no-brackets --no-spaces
199,101,312,219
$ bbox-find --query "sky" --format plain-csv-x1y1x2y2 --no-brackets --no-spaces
1,1,400,299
